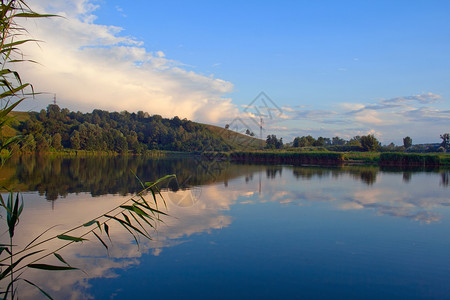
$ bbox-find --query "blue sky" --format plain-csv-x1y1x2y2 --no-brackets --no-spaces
18,0,450,144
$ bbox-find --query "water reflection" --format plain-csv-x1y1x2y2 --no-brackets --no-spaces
1,156,449,298
403,172,412,183
5,185,237,299
441,171,449,187
2,156,447,201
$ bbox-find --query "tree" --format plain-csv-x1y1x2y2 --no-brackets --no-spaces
347,136,361,147
70,131,81,150
21,133,36,152
35,134,50,152
360,134,380,152
245,129,255,136
440,133,449,149
313,136,327,147
52,133,63,150
293,135,315,147
332,136,346,146
403,136,412,149
266,134,283,149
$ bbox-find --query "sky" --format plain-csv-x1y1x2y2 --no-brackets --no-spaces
16,0,450,144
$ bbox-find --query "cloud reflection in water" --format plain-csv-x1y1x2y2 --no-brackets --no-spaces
2,164,448,298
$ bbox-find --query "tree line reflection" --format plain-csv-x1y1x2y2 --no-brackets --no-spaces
0,156,448,203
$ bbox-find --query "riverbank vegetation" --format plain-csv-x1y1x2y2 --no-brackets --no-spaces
2,107,449,167
203,150,449,166
2,106,236,154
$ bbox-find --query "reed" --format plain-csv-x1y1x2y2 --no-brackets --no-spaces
379,152,443,166
0,174,174,299
229,151,344,164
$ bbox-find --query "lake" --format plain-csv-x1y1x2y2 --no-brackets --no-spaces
1,156,449,299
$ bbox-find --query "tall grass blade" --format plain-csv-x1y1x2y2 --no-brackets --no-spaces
57,235,87,242
0,250,44,280
24,225,59,250
22,279,53,300
104,223,111,242
53,253,70,266
27,264,77,271
92,231,108,250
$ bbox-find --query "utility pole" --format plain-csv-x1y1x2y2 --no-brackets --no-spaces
260,116,264,148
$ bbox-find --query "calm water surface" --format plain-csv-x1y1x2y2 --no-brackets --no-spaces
1,156,449,299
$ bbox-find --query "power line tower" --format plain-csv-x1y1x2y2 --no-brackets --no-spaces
259,116,263,140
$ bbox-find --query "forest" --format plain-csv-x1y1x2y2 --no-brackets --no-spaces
3,104,448,155
7,105,232,153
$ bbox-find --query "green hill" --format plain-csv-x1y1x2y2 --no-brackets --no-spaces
1,111,30,138
204,124,263,150
2,106,263,153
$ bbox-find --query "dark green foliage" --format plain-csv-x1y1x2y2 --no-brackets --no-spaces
440,133,449,150
51,133,62,150
11,105,233,153
327,145,363,152
380,143,405,152
293,135,315,147
266,135,283,149
347,136,362,147
293,135,339,148
380,153,442,166
403,136,412,149
313,137,330,146
332,136,346,146
230,151,344,164
245,129,255,136
360,134,380,152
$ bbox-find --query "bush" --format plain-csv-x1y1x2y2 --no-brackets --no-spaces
380,153,441,166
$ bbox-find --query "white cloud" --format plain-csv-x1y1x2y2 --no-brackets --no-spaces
353,110,385,125
16,0,237,123
282,93,449,144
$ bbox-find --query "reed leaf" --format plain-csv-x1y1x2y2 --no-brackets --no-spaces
128,211,151,238
104,214,150,241
27,264,78,271
104,223,111,242
120,205,150,217
14,12,57,18
83,220,97,227
122,212,131,225
135,211,156,230
53,253,70,267
83,220,102,232
131,169,146,189
0,250,44,280
56,235,88,242
105,215,140,247
24,225,59,250
22,279,53,300
0,247,11,256
92,231,108,250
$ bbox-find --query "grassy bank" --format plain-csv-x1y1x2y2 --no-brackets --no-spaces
380,152,450,166
204,150,450,166
228,151,344,164
4,148,450,166
0,149,191,159
342,152,380,164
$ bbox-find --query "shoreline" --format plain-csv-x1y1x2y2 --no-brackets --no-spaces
2,150,449,167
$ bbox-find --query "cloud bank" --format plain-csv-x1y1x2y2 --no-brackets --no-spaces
273,93,449,144
17,0,237,123
13,1,448,144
